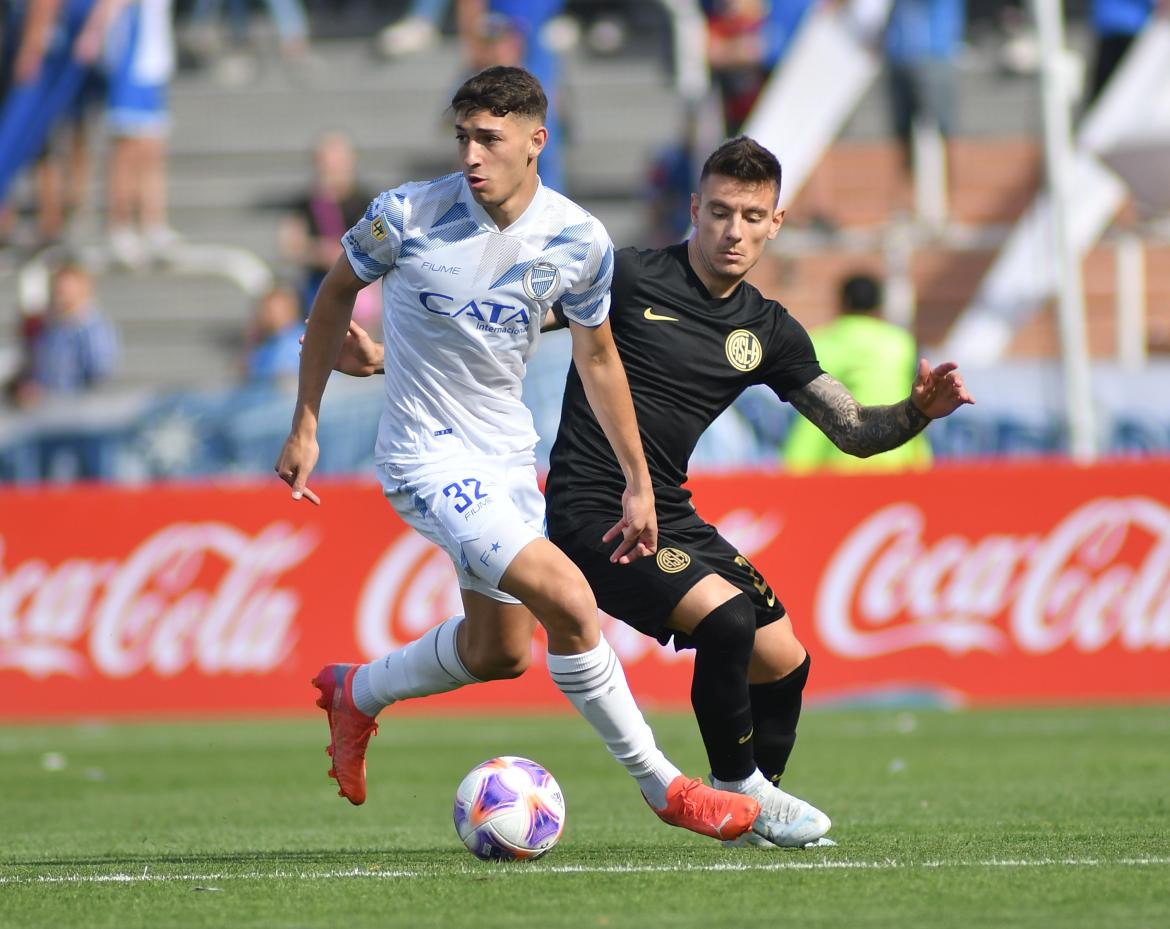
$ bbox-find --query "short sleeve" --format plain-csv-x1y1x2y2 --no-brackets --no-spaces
342,189,406,283
763,310,824,400
557,222,614,328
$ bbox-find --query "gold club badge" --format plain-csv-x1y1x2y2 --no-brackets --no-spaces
725,329,762,372
656,548,691,574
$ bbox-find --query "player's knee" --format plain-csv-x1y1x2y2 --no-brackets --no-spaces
540,576,599,640
690,592,756,663
479,650,531,681
750,619,808,681
470,638,532,681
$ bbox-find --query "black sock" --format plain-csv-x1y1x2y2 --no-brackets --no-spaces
688,593,757,782
749,652,811,783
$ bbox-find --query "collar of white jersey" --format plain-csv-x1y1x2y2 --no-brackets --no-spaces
460,175,548,234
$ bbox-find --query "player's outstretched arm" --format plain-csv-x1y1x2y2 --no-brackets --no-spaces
568,319,657,563
274,255,368,503
788,359,974,458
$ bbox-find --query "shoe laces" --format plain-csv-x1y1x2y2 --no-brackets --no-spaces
754,785,804,824
678,777,734,821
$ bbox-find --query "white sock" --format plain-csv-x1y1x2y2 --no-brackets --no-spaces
352,614,480,716
546,635,681,810
711,768,769,796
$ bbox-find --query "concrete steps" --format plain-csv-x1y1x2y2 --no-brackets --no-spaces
5,22,1160,394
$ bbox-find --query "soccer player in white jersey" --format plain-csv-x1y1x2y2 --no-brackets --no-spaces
274,66,767,844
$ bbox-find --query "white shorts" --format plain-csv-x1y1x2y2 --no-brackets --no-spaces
378,453,546,603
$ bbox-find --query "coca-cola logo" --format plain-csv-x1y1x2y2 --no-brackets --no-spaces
0,523,316,678
817,497,1170,657
358,533,464,658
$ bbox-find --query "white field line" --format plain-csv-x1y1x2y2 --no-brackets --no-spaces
2,858,1170,885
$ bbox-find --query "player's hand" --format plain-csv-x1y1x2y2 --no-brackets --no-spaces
910,358,975,420
302,320,383,376
274,431,322,505
602,486,658,564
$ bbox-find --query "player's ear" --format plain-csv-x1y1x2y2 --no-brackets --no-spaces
690,192,700,226
769,208,786,239
528,125,548,160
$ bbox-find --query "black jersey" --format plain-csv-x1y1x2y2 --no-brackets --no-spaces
545,243,823,519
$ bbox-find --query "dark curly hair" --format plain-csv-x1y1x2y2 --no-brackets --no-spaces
451,66,547,122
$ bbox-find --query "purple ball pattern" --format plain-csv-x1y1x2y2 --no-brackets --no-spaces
474,833,512,861
512,757,552,786
525,797,563,847
454,756,565,861
452,797,469,833
471,772,520,826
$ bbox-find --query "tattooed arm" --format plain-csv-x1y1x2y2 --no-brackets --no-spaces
788,360,974,458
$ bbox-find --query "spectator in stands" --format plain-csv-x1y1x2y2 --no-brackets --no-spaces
98,0,181,268
2,310,44,409
705,0,769,136
645,128,697,247
704,0,813,136
377,0,451,58
27,259,118,399
279,131,374,313
459,1,568,192
182,0,310,80
379,0,569,191
242,282,305,387
883,0,964,208
0,0,16,245
0,0,105,247
460,7,525,73
1086,0,1164,104
784,272,932,472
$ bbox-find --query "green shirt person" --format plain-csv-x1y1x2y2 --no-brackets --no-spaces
784,274,932,473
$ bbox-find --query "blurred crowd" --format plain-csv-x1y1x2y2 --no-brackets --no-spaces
7,1,1162,258
1,0,1167,476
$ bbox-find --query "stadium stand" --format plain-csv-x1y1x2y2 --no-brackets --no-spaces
1,2,1168,482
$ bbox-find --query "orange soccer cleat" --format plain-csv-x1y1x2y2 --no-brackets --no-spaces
652,776,760,841
312,663,378,806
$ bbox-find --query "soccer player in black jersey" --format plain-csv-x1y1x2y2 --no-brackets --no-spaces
327,136,974,848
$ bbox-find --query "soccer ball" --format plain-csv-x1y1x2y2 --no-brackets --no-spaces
453,756,566,861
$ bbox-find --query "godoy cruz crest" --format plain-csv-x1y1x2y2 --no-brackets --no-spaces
523,262,560,300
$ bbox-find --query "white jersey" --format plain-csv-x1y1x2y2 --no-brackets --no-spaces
342,173,613,474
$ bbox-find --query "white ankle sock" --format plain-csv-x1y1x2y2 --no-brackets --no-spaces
711,768,768,796
353,614,479,716
545,636,681,809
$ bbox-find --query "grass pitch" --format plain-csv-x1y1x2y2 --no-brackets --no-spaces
2,706,1167,929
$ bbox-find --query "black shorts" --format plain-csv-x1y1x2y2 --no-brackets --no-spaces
549,508,786,650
